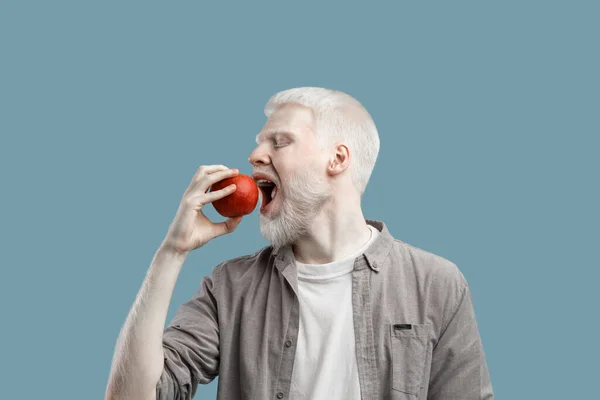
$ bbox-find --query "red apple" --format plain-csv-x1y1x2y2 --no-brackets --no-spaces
210,174,259,217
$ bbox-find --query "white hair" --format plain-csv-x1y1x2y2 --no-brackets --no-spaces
264,87,380,196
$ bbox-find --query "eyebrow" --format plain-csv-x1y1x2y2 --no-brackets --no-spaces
255,129,295,144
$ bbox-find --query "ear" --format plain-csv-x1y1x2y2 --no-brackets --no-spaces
327,142,350,176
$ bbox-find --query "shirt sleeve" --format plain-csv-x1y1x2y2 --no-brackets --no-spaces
155,266,221,400
428,282,494,399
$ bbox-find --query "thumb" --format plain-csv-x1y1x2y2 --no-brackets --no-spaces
214,215,243,237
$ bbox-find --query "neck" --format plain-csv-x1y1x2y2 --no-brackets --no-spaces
291,195,371,264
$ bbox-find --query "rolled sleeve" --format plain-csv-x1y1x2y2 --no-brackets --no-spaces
156,267,221,400
428,283,493,399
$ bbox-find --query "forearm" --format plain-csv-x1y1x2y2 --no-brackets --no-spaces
105,246,188,400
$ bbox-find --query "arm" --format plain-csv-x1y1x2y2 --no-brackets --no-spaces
155,265,221,399
428,284,493,399
105,165,243,400
105,247,188,400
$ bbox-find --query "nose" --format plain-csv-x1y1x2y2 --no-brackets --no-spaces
248,144,270,167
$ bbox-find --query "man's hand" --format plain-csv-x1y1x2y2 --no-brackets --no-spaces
162,165,243,255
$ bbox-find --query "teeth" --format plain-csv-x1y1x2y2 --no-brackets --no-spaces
256,179,275,187
271,186,278,200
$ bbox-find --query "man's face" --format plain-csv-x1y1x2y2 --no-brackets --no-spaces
249,103,332,251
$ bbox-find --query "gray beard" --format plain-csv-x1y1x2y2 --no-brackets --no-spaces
259,167,331,253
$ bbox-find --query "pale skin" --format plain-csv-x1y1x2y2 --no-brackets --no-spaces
250,103,372,263
105,103,371,399
105,165,241,400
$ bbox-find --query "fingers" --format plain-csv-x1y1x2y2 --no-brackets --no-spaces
199,183,237,206
185,166,238,197
192,165,232,181
204,168,239,189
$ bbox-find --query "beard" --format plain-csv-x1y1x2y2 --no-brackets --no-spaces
259,165,331,253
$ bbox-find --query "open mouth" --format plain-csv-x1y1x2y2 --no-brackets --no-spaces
256,179,279,210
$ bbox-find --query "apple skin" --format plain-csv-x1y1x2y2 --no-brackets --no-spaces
210,174,259,217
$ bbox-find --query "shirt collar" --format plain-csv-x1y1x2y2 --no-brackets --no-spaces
273,219,394,273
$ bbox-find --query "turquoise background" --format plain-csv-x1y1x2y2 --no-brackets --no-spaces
1,1,598,398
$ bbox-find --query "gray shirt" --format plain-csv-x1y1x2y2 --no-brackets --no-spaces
156,220,493,399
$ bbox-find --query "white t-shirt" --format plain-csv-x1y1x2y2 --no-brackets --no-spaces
289,225,380,400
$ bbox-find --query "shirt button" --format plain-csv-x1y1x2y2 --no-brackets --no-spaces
277,392,284,399
285,340,292,348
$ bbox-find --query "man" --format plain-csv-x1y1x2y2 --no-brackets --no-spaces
105,87,493,400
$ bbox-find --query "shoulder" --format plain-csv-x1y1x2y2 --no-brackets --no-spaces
394,239,465,279
390,239,468,298
387,239,471,332
213,245,275,283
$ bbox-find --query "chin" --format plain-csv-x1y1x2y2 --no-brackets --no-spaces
259,200,322,252
258,166,332,250
259,213,298,252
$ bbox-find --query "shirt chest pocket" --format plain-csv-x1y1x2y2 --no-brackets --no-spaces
390,323,433,396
